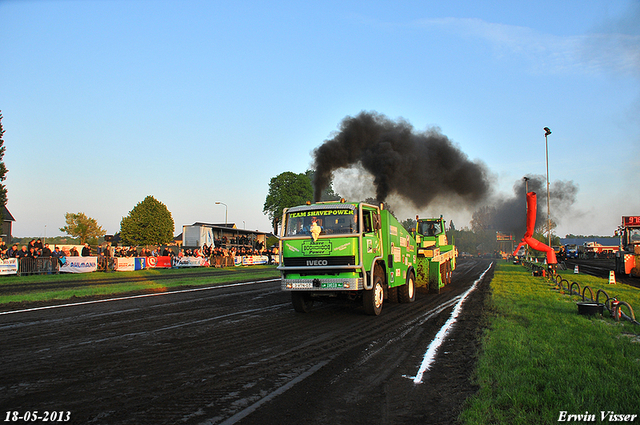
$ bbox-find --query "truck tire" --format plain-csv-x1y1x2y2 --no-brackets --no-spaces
291,292,314,313
387,285,398,303
398,270,416,303
445,260,452,285
363,272,384,316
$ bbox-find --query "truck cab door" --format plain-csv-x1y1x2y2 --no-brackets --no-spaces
361,210,381,267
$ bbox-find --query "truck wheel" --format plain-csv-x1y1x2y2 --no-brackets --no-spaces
399,270,416,303
291,292,314,313
363,273,384,316
387,285,398,303
444,260,451,285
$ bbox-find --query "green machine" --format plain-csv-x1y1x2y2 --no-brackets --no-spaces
413,216,457,294
278,201,417,316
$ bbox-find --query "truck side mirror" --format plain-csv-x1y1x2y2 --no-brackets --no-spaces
373,214,382,231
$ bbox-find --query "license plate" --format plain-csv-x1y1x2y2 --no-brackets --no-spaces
321,282,344,288
291,282,313,289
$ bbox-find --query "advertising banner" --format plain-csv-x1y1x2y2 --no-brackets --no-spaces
146,256,172,268
236,255,269,266
114,257,135,271
253,255,268,265
173,256,209,268
60,256,98,273
135,257,146,270
496,232,513,241
0,258,18,275
115,257,147,271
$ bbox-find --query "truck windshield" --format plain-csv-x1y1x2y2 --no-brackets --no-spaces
285,208,358,237
419,221,441,236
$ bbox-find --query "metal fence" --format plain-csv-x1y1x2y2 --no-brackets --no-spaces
211,256,235,268
17,257,60,276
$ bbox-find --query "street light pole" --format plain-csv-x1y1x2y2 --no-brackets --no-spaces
544,127,552,248
215,201,228,226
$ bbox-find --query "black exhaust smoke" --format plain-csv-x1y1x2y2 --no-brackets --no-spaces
473,175,579,238
312,111,491,207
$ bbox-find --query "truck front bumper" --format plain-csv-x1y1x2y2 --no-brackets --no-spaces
282,277,363,291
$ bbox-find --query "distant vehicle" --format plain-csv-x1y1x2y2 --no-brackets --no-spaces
565,244,579,259
615,216,640,277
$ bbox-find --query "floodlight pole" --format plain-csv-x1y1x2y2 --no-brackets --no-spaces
215,201,228,226
544,127,552,248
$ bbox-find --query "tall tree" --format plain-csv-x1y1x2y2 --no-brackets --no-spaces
401,218,416,233
263,171,313,234
470,205,496,232
60,212,106,244
0,112,8,219
120,196,175,246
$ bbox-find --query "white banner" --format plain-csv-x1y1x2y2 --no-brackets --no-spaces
173,256,209,268
0,258,18,275
114,257,135,271
235,255,269,266
60,256,97,273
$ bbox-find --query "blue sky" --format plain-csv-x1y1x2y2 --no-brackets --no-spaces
1,0,639,238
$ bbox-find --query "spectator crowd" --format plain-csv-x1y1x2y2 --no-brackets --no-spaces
0,239,73,260
1,238,279,266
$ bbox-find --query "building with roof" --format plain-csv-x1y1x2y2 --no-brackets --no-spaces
179,222,274,251
2,206,15,245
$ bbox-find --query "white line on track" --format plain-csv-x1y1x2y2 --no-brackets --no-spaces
407,262,493,384
216,360,331,425
0,278,281,316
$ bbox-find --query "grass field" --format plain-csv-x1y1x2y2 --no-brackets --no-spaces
0,266,281,305
461,262,640,424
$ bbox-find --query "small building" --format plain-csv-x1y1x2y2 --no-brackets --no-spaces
180,222,273,251
2,206,15,246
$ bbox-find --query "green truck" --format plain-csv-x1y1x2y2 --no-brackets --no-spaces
413,216,457,294
278,201,456,315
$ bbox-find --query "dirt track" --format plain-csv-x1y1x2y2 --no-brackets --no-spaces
0,259,494,425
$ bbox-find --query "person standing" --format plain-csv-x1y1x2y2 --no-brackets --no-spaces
41,243,52,257
16,246,29,258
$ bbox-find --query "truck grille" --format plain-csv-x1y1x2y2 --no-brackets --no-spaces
282,256,356,267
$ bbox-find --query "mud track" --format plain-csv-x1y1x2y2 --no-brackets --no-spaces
0,259,493,424
0,269,246,296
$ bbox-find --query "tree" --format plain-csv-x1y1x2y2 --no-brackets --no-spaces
263,171,313,234
60,212,106,244
120,196,175,246
0,112,8,218
470,205,496,232
401,218,416,233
